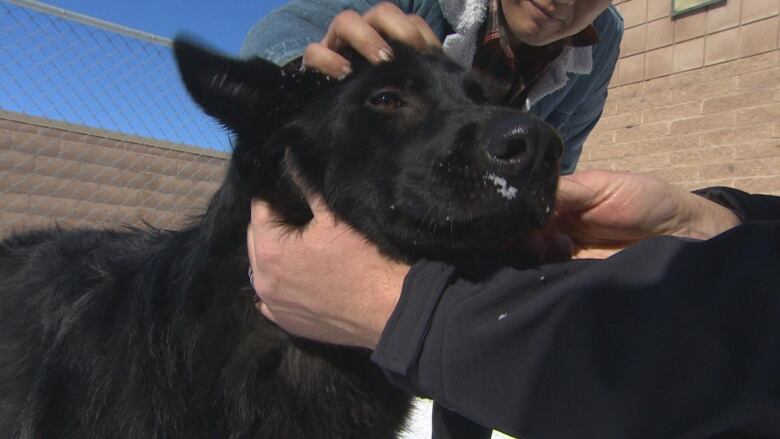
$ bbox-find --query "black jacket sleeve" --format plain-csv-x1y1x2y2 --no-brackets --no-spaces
371,189,780,439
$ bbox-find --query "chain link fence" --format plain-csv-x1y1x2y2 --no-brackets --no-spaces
1,0,231,236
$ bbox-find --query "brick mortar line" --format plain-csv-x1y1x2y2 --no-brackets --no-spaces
0,109,229,161
613,46,780,87
610,55,780,89
617,43,780,62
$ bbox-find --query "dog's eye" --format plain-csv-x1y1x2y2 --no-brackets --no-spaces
368,91,405,110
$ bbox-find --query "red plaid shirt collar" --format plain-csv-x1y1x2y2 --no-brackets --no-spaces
472,0,599,106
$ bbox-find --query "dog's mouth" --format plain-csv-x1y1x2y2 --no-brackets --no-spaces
426,151,558,217
389,165,558,257
427,167,554,215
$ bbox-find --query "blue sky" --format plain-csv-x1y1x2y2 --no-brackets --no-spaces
45,0,289,54
1,0,291,150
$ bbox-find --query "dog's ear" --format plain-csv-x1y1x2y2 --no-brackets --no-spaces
173,38,332,134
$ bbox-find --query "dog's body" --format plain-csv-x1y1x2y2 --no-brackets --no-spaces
0,40,561,438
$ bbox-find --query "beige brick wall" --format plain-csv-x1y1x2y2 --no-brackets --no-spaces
0,110,228,237
581,0,780,194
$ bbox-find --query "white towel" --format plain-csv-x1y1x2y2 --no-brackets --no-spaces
439,0,488,65
438,0,594,108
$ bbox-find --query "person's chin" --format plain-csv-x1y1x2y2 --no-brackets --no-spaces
509,14,563,46
513,27,561,46
521,34,557,46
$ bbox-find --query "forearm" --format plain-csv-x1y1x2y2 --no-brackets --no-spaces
373,223,780,438
675,191,741,240
678,187,780,240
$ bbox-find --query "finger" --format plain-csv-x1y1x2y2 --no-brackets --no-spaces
555,175,601,213
282,167,338,227
406,14,442,49
306,193,331,218
543,233,573,263
508,231,546,264
258,302,277,323
322,9,393,65
247,224,276,295
303,42,353,79
556,169,628,214
246,225,257,276
250,199,278,227
247,200,288,294
363,4,430,51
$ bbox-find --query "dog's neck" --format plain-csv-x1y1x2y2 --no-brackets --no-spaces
159,170,251,306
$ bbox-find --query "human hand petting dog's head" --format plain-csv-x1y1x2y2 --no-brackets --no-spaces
301,2,441,79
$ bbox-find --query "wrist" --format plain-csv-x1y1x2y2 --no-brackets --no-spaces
675,191,742,240
358,261,409,349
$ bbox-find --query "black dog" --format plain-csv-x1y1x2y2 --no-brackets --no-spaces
0,39,561,438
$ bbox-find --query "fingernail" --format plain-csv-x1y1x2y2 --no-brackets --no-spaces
337,65,352,81
377,48,393,63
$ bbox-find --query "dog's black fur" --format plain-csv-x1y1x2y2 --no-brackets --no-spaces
0,39,561,438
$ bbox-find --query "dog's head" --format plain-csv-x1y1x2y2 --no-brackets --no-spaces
174,40,562,262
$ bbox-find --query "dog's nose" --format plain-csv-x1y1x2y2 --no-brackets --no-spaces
485,114,563,168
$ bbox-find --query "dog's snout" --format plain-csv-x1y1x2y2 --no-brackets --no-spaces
485,114,562,168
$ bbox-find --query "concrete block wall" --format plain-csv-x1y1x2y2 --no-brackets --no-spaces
0,110,227,237
581,0,780,194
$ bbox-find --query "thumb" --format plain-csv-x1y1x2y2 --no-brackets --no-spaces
257,301,277,323
556,178,593,214
288,168,337,226
306,193,330,217
555,171,608,214
304,193,343,229
251,198,281,227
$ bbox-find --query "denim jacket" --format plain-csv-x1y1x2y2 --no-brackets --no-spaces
240,1,623,174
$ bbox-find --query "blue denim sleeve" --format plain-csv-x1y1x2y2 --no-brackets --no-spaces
239,0,383,65
560,6,623,174
532,6,623,174
239,0,450,66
